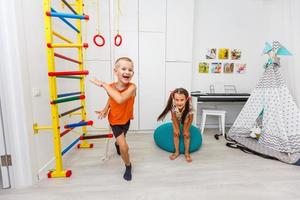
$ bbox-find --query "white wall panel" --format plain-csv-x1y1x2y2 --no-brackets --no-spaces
165,62,192,98
112,0,138,32
85,60,112,130
166,0,194,62
84,0,111,60
139,0,166,32
111,32,139,68
139,33,165,129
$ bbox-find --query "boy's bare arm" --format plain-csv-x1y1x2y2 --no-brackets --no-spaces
103,83,136,104
90,78,136,104
95,99,110,119
103,99,110,110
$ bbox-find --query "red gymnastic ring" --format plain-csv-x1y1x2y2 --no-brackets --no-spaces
114,34,122,47
93,34,105,47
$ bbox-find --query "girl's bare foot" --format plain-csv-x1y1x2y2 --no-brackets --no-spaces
185,154,192,163
169,153,180,160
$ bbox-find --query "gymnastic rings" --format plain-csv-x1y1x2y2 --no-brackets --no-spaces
93,34,122,47
114,34,122,47
93,34,105,47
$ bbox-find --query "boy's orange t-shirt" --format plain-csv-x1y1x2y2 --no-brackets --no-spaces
108,82,135,125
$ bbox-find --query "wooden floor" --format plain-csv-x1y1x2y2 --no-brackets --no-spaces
1,129,300,200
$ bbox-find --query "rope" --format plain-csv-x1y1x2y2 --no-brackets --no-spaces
92,0,105,47
114,0,122,46
70,129,82,135
115,0,122,34
225,138,278,161
91,125,109,131
96,0,101,34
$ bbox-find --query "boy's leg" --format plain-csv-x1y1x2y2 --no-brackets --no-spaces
116,133,132,181
115,130,128,155
114,142,121,155
116,133,130,165
113,121,130,155
183,115,193,163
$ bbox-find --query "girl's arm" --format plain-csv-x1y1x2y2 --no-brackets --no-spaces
90,78,136,104
183,114,193,132
171,112,180,134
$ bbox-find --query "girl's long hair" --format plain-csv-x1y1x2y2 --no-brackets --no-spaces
157,88,190,124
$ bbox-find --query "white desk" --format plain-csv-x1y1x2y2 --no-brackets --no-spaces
192,93,250,126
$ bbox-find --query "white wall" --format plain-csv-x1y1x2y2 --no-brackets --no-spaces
191,0,299,126
192,0,271,93
191,0,299,96
281,0,300,106
192,0,268,126
2,0,300,188
0,0,37,188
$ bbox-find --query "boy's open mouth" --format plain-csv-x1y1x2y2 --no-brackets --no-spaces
123,75,130,79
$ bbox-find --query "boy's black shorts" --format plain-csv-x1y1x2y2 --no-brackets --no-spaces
110,121,130,138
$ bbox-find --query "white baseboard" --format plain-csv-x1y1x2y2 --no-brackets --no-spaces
37,157,55,180
37,146,78,180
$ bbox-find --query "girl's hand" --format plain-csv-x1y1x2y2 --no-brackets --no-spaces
90,77,105,87
95,109,108,119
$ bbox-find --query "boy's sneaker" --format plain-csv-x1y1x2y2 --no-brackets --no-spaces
123,163,132,181
115,142,120,155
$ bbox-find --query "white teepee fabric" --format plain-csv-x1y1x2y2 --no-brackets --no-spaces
227,42,300,164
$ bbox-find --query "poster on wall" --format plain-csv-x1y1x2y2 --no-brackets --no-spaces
231,49,241,60
236,63,246,73
199,47,246,75
206,48,217,59
223,63,234,73
211,62,222,73
218,48,229,59
199,62,209,73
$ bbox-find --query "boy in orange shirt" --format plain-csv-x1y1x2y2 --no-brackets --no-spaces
90,57,136,181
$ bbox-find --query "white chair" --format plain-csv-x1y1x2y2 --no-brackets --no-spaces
224,85,237,94
201,109,226,136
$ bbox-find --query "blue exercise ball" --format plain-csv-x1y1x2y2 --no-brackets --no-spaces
153,122,202,154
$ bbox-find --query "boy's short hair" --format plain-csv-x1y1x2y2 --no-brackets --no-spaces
115,57,133,68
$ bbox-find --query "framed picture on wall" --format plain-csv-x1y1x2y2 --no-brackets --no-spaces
199,62,209,73
218,48,229,59
211,62,222,73
236,63,246,73
206,48,217,59
223,63,234,73
231,49,241,60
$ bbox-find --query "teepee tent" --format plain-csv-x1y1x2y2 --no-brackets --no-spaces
227,41,300,165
